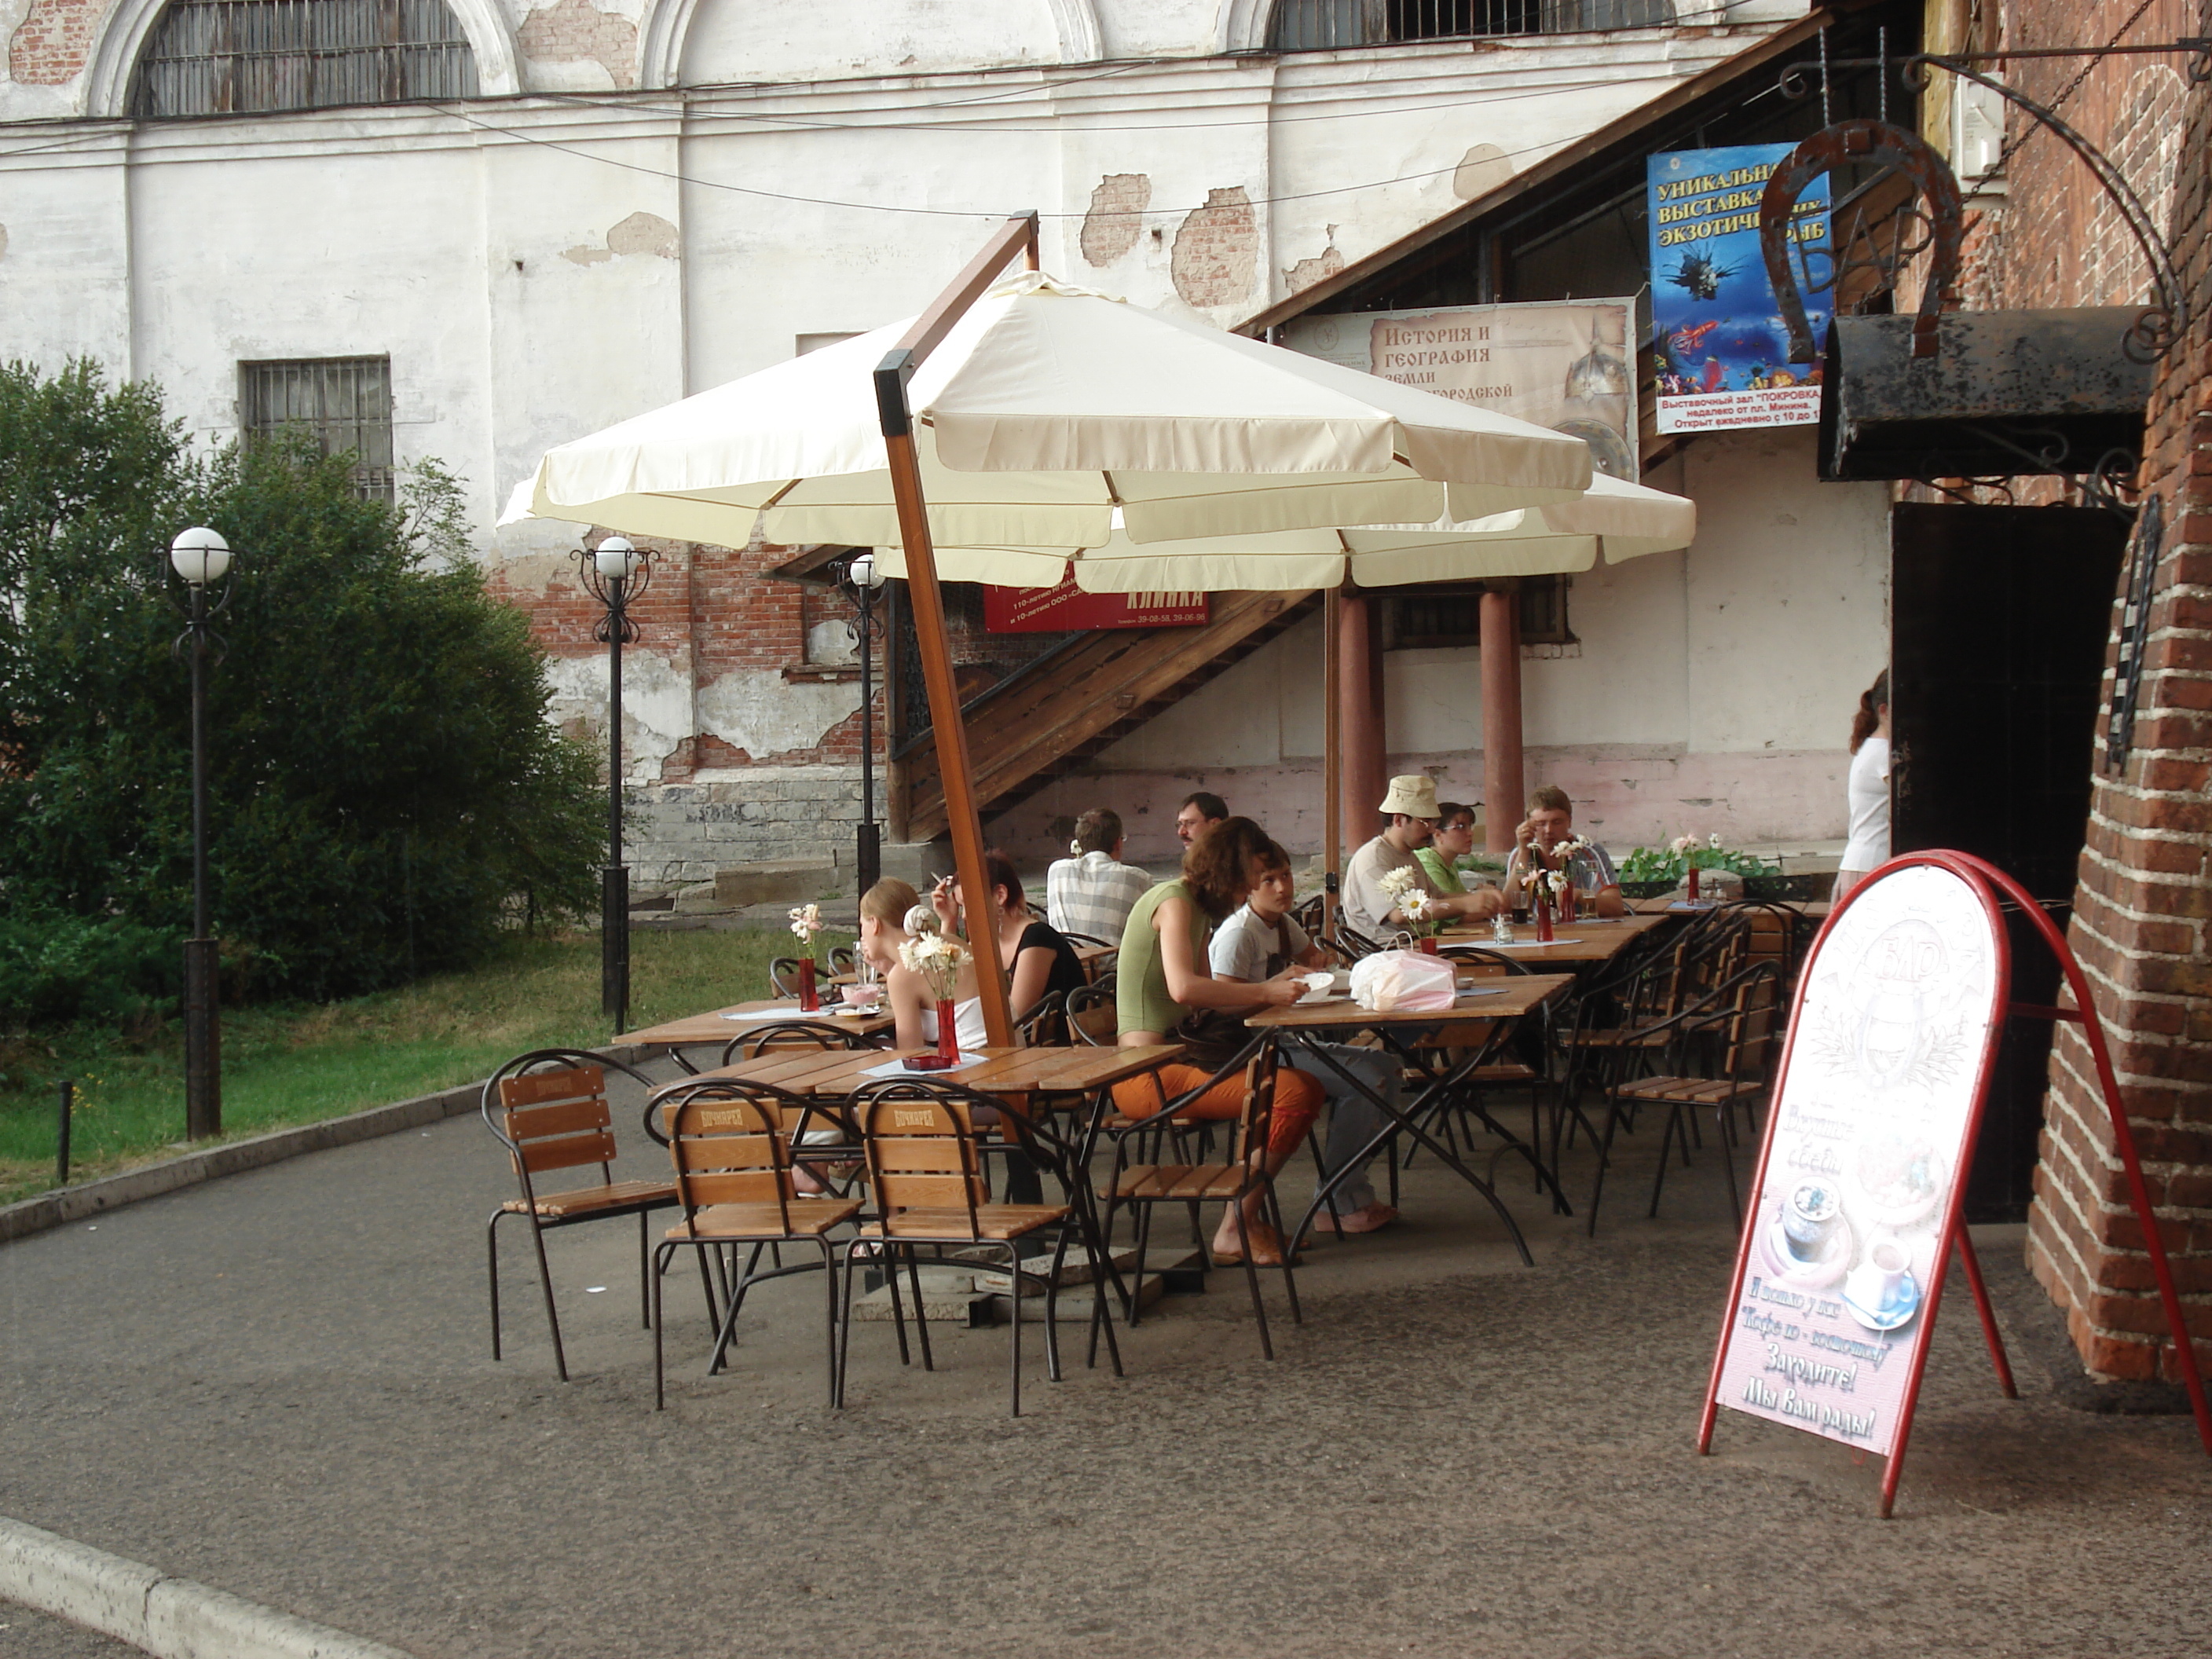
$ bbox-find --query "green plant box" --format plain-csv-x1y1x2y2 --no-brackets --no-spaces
1618,879,1676,899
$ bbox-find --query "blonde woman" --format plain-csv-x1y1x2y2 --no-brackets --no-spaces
856,879,986,1052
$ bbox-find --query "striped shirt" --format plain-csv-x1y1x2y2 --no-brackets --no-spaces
1046,851,1153,943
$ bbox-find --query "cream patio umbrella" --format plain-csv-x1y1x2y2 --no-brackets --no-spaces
505,218,1600,1042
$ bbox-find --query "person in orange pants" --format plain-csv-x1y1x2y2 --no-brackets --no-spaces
1111,816,1320,1265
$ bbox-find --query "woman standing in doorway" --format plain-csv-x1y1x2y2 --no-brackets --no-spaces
1835,670,1891,899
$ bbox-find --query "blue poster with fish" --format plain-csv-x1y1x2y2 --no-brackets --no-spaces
1647,143,1830,434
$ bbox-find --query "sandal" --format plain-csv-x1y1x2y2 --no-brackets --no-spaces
1212,1224,1290,1268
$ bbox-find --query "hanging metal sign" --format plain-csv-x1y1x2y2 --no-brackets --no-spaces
1647,143,1832,433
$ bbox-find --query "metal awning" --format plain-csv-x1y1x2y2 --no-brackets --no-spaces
1818,309,2155,482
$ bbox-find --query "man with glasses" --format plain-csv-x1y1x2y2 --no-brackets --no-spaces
1340,775,1505,942
1174,790,1228,848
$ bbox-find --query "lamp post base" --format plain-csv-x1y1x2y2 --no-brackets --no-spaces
602,865,631,1032
855,820,881,898
182,937,221,1140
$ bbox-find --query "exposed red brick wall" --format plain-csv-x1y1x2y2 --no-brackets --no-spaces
2010,0,2212,1382
9,0,104,86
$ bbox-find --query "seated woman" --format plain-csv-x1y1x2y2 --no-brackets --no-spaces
1112,816,1322,1266
858,878,985,1053
930,848,1089,1024
1414,800,1482,896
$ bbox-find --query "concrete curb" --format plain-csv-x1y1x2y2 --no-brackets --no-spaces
0,1515,413,1659
0,1043,651,1248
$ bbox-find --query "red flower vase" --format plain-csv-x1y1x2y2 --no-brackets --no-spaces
908,997,963,1070
1686,866,1701,906
1561,887,1577,924
1419,934,1439,956
797,957,819,1012
1535,894,1555,943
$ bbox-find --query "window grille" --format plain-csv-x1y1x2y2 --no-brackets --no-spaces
241,357,396,503
1380,577,1575,650
1268,0,1674,49
130,0,479,119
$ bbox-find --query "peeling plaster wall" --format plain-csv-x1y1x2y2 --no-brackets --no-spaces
679,0,1064,83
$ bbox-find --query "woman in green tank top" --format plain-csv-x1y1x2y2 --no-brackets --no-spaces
1113,818,1319,1266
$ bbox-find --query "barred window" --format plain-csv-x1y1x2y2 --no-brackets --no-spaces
131,0,479,119
1269,0,1674,49
241,357,396,503
1381,578,1576,650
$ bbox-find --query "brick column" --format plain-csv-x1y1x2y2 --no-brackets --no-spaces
2026,53,2212,1379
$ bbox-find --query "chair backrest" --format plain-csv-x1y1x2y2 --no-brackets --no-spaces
1291,893,1325,938
854,1084,991,1232
826,944,857,976
1226,1049,1280,1167
1440,944,1532,977
1722,962,1784,1080
495,1065,617,1188
663,1088,800,1235
1014,990,1066,1048
721,1018,879,1066
768,956,808,998
1333,922,1386,959
1066,982,1117,1047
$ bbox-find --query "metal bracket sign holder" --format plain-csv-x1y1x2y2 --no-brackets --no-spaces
1698,850,2210,1517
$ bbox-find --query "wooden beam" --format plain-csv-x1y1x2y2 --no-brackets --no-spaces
870,214,1042,1051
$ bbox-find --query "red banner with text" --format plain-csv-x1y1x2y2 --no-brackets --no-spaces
983,570,1209,633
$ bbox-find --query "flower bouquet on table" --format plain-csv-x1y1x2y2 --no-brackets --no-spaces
1378,864,1443,948
788,903,823,1009
896,909,972,1068
1536,869,1568,941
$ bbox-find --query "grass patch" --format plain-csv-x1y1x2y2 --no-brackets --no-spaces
0,924,844,1206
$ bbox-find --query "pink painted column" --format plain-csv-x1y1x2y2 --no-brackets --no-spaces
1337,586,1388,852
1480,585,1523,855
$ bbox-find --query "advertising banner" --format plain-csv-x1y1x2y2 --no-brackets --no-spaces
1282,299,1639,479
1648,142,1832,434
1712,865,2003,1457
983,570,1207,633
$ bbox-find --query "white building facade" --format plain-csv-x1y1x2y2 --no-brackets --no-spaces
0,0,1876,877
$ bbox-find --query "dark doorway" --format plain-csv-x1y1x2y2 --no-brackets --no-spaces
1890,503,2126,1222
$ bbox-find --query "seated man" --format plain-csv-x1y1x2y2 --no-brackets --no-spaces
1504,784,1625,917
1339,775,1506,942
1211,844,1401,1235
1174,790,1228,848
1046,808,1153,943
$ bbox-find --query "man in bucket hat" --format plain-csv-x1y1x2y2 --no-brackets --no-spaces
1340,775,1506,942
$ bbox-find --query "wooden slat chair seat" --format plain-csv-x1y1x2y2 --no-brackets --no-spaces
482,1049,676,1382
653,1085,862,1409
1096,1049,1301,1359
843,1080,1095,1415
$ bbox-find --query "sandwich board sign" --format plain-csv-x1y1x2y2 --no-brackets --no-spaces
1700,851,2211,1514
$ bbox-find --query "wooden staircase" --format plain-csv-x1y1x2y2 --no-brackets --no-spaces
897,590,1320,842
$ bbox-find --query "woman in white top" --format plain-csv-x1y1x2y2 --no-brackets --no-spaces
856,879,986,1050
1835,670,1891,899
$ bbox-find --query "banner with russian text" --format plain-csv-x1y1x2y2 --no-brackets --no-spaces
1282,299,1638,479
983,570,1207,633
1647,142,1831,434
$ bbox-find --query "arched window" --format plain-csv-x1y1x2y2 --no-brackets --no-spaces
1269,0,1674,50
130,0,480,118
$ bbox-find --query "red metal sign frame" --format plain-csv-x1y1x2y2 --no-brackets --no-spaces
1697,848,2212,1517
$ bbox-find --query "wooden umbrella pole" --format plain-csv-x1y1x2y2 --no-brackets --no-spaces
1323,582,1342,942
870,213,1040,1049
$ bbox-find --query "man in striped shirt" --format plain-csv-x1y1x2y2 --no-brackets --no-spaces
1046,808,1153,943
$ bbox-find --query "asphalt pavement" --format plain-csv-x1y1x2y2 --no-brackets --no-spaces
2,1060,2207,1658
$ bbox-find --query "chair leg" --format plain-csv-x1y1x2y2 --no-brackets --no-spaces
1006,1243,1024,1418
652,1242,670,1411
1038,1221,1073,1384
1262,1179,1302,1327
525,1215,569,1382
879,1240,913,1368
1127,1203,1154,1328
837,1241,861,1407
1587,1094,1624,1240
1231,1199,1273,1361
638,1209,652,1330
486,1210,505,1361
819,1239,841,1409
1715,1104,1745,1227
906,1247,936,1372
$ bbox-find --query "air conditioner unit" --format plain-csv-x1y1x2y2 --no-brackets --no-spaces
1954,78,2006,184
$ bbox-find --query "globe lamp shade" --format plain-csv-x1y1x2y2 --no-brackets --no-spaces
169,527,233,586
849,551,884,589
593,536,639,582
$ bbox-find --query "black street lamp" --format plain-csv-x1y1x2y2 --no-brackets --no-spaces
163,526,235,1141
573,535,654,1032
835,550,888,895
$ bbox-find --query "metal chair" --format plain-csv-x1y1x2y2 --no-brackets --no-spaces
826,944,857,976
1014,989,1069,1048
481,1049,676,1381
1096,1047,1301,1359
768,956,812,998
1066,981,1117,1047
652,1083,862,1408
716,1019,884,1068
1586,962,1783,1235
841,1079,1088,1415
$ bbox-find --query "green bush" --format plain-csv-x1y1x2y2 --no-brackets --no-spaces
0,914,180,1027
0,361,602,1010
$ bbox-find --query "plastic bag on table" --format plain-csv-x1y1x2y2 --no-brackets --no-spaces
1348,950,1457,1014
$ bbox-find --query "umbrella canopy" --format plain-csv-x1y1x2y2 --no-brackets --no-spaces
504,273,1594,549
871,469,1696,591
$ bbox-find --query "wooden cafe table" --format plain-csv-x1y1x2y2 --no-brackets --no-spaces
620,999,895,1074
1432,909,1673,969
1246,974,1578,1263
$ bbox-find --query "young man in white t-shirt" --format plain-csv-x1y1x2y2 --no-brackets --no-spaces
1210,847,1401,1235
